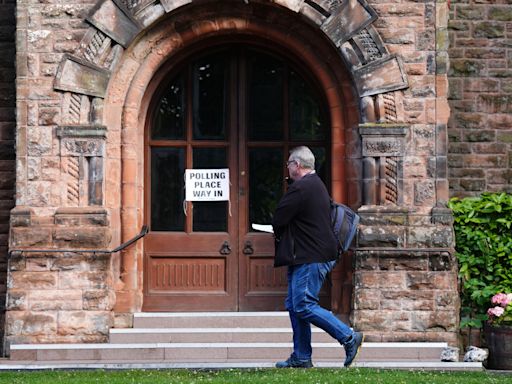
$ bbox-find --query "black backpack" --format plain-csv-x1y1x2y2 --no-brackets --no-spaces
330,200,359,258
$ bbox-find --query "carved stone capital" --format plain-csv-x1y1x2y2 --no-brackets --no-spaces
359,124,408,157
63,140,104,157
58,126,107,157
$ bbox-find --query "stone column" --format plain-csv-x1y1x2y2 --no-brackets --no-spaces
352,123,458,344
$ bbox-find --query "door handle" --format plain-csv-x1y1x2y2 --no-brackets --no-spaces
243,240,254,255
219,241,231,255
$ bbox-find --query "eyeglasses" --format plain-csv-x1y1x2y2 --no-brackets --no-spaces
286,160,297,167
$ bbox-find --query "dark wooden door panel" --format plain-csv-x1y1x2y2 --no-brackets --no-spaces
147,256,227,293
238,233,287,310
143,233,237,311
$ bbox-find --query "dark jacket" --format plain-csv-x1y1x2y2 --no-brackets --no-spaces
272,173,338,267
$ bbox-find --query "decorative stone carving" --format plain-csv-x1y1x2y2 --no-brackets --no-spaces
80,29,113,68
360,124,407,205
363,138,403,158
384,157,399,204
321,0,377,46
57,126,107,206
58,126,106,157
376,93,398,123
62,140,104,157
65,156,80,206
86,0,143,48
352,27,384,64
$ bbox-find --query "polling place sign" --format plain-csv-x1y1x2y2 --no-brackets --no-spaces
185,169,230,201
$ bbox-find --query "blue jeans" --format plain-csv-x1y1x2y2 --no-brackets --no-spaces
285,261,353,361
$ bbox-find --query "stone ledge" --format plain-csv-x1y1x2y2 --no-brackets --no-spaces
359,123,409,136
56,125,107,138
55,207,109,227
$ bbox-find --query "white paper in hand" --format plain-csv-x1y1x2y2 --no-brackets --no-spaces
251,224,274,233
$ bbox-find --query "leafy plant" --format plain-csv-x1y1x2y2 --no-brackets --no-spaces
448,193,512,328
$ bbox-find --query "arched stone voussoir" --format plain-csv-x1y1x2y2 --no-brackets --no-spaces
320,0,378,46
353,54,408,98
54,54,111,99
86,0,143,48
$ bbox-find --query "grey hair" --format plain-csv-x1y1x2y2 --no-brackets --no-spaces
289,146,315,170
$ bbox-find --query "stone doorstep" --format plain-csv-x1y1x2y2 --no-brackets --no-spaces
9,342,449,363
108,328,449,345
109,327,333,343
132,312,292,328
133,312,291,317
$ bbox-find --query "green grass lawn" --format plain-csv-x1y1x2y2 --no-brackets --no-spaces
1,368,511,384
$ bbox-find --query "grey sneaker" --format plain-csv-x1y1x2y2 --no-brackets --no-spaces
344,332,364,367
275,355,313,368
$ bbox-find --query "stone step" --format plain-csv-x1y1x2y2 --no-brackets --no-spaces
132,312,292,329
5,313,478,371
109,327,333,344
0,359,483,371
9,342,449,363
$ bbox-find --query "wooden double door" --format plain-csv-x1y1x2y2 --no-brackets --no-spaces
143,45,331,311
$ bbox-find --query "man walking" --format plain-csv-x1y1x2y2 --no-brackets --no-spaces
272,146,363,368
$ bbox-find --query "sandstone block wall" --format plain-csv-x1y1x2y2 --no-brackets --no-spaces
2,0,118,350
354,206,458,344
350,0,458,343
5,207,114,349
0,0,16,356
448,0,512,196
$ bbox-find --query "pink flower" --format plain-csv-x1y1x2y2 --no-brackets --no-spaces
487,293,512,325
491,293,511,307
488,306,505,318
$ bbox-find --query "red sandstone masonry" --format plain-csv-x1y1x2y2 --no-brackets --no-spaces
0,0,16,355
448,1,512,196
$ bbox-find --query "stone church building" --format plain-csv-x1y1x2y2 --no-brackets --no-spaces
0,0,511,355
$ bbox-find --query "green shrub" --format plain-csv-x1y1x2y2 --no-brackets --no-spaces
448,192,512,328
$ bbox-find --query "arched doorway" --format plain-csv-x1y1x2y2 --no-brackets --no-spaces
92,2,364,315
143,44,334,311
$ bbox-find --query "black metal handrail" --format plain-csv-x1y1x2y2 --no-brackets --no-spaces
8,225,149,257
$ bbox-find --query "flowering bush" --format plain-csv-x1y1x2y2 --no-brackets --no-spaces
449,193,512,329
487,293,512,326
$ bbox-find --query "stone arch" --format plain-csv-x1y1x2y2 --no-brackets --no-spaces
51,0,410,311
54,0,408,127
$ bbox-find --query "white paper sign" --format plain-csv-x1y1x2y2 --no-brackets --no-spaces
185,169,230,201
